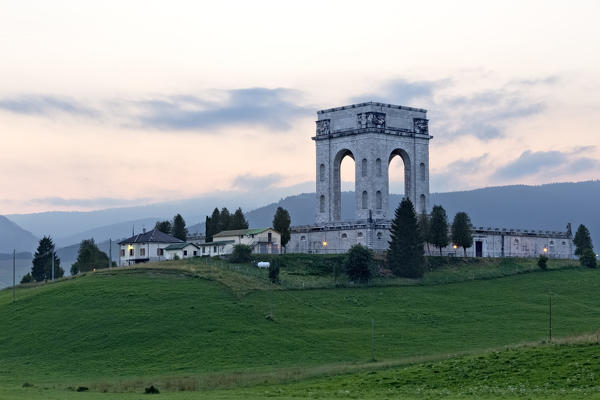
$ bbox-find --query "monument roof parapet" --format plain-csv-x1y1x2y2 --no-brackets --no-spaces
317,101,427,114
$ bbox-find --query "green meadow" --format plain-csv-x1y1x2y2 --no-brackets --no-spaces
1,256,599,399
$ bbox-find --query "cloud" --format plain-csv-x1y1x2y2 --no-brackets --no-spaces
0,95,97,117
350,78,447,106
430,154,489,192
492,148,599,180
134,87,311,131
350,75,556,140
231,173,285,190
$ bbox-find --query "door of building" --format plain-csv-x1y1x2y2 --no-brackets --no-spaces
475,241,483,257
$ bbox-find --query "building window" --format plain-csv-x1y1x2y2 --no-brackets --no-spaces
157,248,164,256
376,158,382,177
129,248,134,256
362,191,368,209
357,232,363,238
183,250,188,256
319,163,325,181
377,232,382,240
320,195,325,213
300,235,306,240
362,158,368,177
140,248,146,257
121,249,125,257
420,162,426,180
376,191,382,209
203,247,206,254
341,233,348,239
213,246,217,253
193,251,197,256
420,194,426,211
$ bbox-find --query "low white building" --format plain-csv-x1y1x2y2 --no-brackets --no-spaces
196,240,236,257
164,242,200,259
210,228,281,255
119,229,184,266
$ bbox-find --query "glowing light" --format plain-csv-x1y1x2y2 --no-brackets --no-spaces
322,241,328,247
543,247,548,253
452,244,457,249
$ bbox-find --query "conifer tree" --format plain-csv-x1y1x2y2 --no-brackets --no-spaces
417,212,431,255
218,207,231,232
452,212,473,257
154,220,172,234
172,214,188,241
231,207,249,230
429,205,449,256
31,236,64,281
205,208,220,242
387,198,424,278
70,239,110,275
574,224,593,256
272,207,291,251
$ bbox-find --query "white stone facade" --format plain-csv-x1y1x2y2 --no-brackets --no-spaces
315,102,431,222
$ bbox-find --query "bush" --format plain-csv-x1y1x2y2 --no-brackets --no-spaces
269,259,281,284
20,273,33,284
345,244,373,283
537,254,549,270
230,244,253,263
144,385,160,394
580,248,597,268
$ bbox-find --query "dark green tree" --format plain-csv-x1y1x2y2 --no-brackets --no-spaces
230,244,253,263
218,207,231,232
344,244,374,283
537,254,549,270
387,198,424,278
269,258,281,284
231,207,249,230
171,214,188,241
429,205,449,256
205,208,220,242
272,207,291,251
417,212,431,255
70,239,110,275
31,236,64,282
574,224,593,256
20,273,33,284
452,212,473,257
154,220,172,234
580,247,597,268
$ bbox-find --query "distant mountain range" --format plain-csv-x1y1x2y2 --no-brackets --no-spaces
1,181,599,277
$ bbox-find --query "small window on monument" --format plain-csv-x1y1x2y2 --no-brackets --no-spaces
301,236,306,240
357,232,363,238
377,232,382,240
341,233,348,239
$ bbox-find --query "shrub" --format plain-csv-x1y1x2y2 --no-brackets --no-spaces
537,254,549,270
144,385,160,394
76,386,89,392
345,244,374,283
269,259,281,284
20,273,33,284
230,244,253,263
580,248,597,268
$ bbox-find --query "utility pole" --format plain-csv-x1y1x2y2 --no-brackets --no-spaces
549,289,552,342
51,249,55,281
12,249,16,303
109,238,112,268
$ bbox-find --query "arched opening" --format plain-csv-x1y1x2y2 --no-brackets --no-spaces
376,158,382,177
319,163,325,182
361,158,368,177
333,149,355,221
376,190,382,209
419,194,426,212
319,195,325,213
419,162,426,181
389,149,411,201
362,191,368,209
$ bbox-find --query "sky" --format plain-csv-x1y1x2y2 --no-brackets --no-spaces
1,0,599,214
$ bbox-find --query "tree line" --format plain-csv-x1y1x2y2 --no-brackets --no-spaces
204,207,249,242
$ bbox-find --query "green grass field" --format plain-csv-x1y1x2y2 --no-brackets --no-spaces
0,255,598,399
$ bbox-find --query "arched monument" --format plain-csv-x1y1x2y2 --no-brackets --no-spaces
314,102,431,222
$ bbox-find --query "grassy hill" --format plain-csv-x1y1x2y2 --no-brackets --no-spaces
0,256,599,399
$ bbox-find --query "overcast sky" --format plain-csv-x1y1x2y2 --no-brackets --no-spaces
1,0,599,214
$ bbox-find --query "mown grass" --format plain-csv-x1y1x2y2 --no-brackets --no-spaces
0,255,595,399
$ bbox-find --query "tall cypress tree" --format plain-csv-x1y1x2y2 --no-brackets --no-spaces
218,207,231,232
273,206,291,250
205,208,220,242
31,236,64,282
574,224,593,255
387,198,424,278
172,214,188,241
452,212,473,257
429,205,449,256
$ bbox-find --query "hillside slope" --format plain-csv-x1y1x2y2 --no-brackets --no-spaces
0,216,38,253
